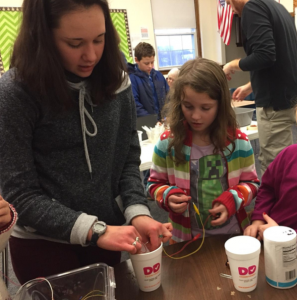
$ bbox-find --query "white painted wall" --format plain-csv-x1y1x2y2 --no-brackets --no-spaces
279,0,294,12
0,0,158,68
198,0,225,65
0,0,22,6
108,0,158,68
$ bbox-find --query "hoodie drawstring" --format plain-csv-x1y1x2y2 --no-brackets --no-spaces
68,81,97,178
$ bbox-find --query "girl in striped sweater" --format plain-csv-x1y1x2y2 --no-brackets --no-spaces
147,58,260,244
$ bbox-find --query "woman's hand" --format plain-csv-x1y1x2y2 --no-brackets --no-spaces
0,196,11,228
95,225,143,254
132,216,173,252
209,203,228,226
168,194,191,214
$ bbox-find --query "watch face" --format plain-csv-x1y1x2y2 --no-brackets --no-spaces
94,222,105,233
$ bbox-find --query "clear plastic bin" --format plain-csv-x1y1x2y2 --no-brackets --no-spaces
15,263,116,300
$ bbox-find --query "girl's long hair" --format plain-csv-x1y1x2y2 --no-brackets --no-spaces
163,57,237,165
10,0,126,110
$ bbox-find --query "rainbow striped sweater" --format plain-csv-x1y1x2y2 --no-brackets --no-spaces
147,127,260,243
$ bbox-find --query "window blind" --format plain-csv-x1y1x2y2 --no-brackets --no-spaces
151,0,196,29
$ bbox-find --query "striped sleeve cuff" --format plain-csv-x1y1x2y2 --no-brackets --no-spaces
212,191,236,218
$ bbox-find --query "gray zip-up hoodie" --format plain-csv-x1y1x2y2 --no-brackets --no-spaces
0,69,150,246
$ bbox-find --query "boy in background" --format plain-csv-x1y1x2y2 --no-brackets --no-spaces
128,42,169,120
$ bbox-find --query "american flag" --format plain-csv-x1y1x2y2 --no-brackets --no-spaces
217,0,234,45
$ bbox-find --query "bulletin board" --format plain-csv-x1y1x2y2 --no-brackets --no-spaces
110,9,133,63
0,7,133,75
0,7,22,75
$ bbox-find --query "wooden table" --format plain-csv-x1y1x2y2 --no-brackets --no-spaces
114,235,296,300
232,100,255,107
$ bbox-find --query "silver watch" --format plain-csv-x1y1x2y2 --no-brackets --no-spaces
90,221,107,246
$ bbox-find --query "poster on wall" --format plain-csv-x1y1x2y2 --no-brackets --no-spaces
140,27,149,39
110,9,133,63
0,7,22,75
0,7,133,75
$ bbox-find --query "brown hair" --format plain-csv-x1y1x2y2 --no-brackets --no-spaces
163,57,237,165
10,0,126,110
134,42,155,61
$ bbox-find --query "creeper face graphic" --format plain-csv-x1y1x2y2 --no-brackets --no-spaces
206,159,223,179
196,154,225,229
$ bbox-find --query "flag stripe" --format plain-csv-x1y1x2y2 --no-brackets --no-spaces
217,0,234,46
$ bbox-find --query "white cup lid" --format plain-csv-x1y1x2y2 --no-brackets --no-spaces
225,236,261,260
264,226,296,242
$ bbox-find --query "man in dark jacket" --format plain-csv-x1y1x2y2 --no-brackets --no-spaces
223,0,297,175
128,42,169,120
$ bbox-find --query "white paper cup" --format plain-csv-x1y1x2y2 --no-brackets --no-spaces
130,243,163,292
225,236,261,292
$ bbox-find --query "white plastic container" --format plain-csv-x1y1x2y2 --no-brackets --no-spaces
264,226,297,289
137,130,143,143
225,236,261,292
15,263,116,300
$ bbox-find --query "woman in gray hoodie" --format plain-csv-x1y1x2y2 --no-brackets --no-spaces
0,0,172,284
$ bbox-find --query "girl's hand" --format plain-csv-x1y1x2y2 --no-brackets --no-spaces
209,203,228,226
132,216,172,252
168,194,191,214
244,220,265,239
0,196,12,228
257,213,278,240
244,213,278,241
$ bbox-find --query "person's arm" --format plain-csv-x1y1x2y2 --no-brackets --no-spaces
223,59,242,81
211,132,260,225
117,85,152,222
117,87,172,249
238,2,276,71
146,132,188,213
232,82,253,101
0,198,17,252
249,155,278,222
129,75,149,117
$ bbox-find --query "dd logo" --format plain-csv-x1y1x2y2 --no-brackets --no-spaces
238,265,256,275
143,263,160,275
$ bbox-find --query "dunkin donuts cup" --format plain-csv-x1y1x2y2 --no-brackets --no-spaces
225,236,261,292
130,243,163,292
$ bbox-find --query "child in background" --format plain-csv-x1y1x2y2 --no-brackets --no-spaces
244,144,297,240
128,42,169,120
0,196,17,300
167,68,180,88
147,58,260,244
